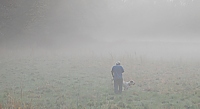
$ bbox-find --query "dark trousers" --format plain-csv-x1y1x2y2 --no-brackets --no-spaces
114,78,123,94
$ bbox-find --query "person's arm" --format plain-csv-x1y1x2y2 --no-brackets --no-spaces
111,66,114,78
121,66,124,73
111,71,114,78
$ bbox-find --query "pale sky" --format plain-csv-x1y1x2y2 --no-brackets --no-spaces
0,0,200,59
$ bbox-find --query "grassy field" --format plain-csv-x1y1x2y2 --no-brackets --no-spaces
0,54,200,109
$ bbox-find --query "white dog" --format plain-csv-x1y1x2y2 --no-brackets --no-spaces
123,80,135,90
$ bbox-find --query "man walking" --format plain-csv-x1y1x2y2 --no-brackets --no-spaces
111,61,124,94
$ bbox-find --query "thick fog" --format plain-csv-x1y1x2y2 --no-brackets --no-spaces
0,0,200,59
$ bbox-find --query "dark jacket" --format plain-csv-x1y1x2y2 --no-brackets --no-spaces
111,65,124,79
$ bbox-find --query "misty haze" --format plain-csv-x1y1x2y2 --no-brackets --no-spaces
0,0,200,108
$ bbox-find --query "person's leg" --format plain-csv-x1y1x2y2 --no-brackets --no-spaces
114,79,118,94
118,78,123,94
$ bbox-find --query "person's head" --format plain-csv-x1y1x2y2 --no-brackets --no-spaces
116,61,120,65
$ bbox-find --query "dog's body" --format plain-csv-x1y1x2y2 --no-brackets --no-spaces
123,80,135,90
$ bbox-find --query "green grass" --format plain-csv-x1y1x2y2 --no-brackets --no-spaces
0,55,200,109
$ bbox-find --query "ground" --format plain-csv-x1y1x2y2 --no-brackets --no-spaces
0,54,200,109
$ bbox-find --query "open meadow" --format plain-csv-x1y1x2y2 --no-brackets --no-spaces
1,0,200,108
1,53,200,109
